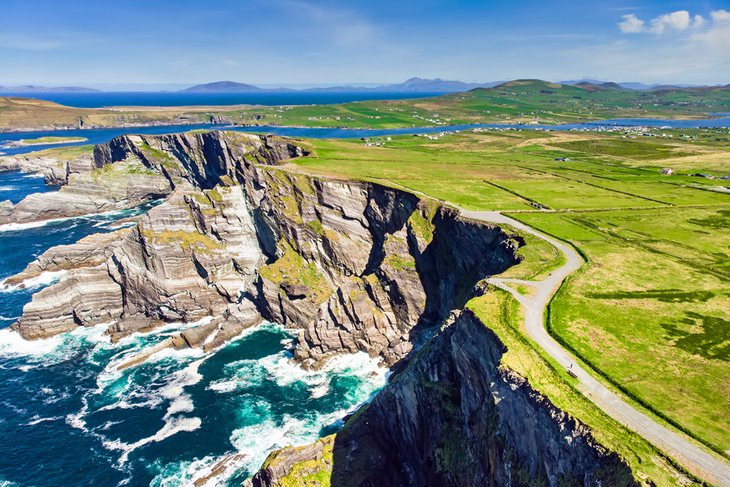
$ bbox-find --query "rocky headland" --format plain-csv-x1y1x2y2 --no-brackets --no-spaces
2,131,639,485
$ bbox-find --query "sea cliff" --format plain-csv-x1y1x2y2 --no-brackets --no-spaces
3,131,637,485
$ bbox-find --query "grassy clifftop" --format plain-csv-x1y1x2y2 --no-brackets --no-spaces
288,127,729,457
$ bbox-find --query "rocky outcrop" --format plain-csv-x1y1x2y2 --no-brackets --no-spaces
11,131,519,369
0,157,171,225
3,230,130,287
12,187,263,342
250,311,637,487
0,152,94,186
245,436,335,487
246,169,518,367
93,131,307,190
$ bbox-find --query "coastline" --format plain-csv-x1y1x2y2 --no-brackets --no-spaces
1,112,728,135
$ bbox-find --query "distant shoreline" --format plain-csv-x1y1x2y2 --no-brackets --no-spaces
1,112,729,135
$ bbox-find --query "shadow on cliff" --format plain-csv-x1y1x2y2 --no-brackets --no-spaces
326,311,638,487
399,207,519,369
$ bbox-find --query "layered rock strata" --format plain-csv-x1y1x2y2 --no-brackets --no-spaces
10,131,518,368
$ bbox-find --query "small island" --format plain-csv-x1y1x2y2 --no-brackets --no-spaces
17,136,88,146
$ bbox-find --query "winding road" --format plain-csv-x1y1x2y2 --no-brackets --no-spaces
278,167,730,485
458,209,730,487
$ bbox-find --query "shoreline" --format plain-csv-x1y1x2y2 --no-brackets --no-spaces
1,112,729,135
4,137,89,148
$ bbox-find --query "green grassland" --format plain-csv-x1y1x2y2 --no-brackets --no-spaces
514,207,730,455
285,127,729,459
220,80,730,128
33,144,95,159
2,80,730,131
467,291,698,485
18,136,87,145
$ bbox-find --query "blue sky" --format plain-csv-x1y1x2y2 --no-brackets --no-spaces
0,0,728,87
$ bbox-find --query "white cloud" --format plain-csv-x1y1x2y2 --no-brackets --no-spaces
606,8,730,82
710,9,730,23
648,10,690,34
690,11,730,53
619,10,708,35
619,14,645,33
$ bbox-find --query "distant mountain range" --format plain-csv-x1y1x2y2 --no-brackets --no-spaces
182,78,504,93
1,79,725,95
0,85,100,93
182,77,728,94
557,79,711,90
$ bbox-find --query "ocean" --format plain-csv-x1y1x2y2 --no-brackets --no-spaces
0,92,442,108
0,172,386,486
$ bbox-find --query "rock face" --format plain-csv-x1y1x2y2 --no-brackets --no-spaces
0,152,94,186
0,157,171,225
245,435,335,487
250,311,637,487
11,131,519,369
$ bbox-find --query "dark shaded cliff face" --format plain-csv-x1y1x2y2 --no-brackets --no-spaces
250,311,637,487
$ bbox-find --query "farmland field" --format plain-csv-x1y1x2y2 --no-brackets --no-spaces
291,127,730,456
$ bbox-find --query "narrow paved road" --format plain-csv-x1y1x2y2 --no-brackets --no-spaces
459,209,730,487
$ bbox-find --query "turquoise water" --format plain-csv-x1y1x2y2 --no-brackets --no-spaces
0,174,386,486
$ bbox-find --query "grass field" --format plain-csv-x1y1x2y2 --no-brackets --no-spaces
513,207,730,455
467,290,698,485
2,80,730,131
18,136,87,145
287,127,730,459
221,80,730,128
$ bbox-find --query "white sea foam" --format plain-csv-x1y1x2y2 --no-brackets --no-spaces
1,400,28,416
0,322,114,368
0,207,144,233
309,382,330,399
150,453,246,487
0,186,13,191
160,359,203,420
104,416,202,465
65,401,89,433
25,415,63,426
22,173,44,179
143,330,387,486
0,270,68,293
0,217,70,232
102,221,137,230
229,415,313,476
0,329,64,358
